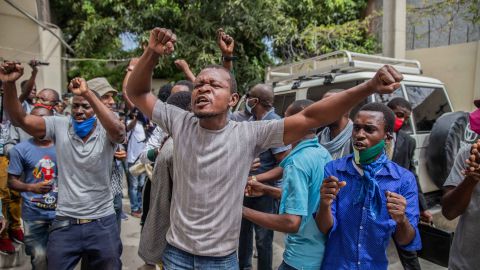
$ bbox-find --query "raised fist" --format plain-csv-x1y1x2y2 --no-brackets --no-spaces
368,65,404,95
320,176,346,206
217,28,234,55
0,61,24,82
148,28,177,56
68,77,89,96
174,59,189,71
386,191,407,224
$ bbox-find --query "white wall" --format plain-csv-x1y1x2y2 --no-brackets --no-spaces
0,0,65,94
406,41,480,112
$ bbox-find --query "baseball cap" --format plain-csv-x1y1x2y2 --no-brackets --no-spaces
87,77,117,97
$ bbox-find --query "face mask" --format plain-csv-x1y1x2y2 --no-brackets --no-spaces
470,109,480,134
245,98,257,114
354,139,386,165
72,116,96,138
394,117,405,132
34,103,54,111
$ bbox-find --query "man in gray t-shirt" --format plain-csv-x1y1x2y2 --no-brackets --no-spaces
443,142,480,270
126,27,403,268
0,63,126,270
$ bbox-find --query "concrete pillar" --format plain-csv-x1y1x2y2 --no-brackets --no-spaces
382,0,406,59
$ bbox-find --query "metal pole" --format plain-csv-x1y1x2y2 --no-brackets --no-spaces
3,0,75,54
428,20,431,48
412,26,415,50
448,26,452,45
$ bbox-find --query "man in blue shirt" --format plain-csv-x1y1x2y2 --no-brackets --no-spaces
7,106,57,270
316,102,421,270
243,99,331,270
239,84,290,270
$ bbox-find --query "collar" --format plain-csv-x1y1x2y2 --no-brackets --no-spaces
250,108,276,121
338,154,401,179
280,137,320,167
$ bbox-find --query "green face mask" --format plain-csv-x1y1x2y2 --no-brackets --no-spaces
354,139,386,165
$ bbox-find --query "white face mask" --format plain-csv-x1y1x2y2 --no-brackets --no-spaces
245,98,257,114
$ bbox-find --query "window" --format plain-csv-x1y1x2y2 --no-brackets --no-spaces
306,81,357,102
405,85,452,133
273,93,296,117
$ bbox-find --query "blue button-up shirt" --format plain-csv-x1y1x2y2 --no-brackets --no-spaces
321,154,421,270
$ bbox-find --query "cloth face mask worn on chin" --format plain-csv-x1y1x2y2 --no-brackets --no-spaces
354,139,386,165
469,108,480,134
72,116,96,138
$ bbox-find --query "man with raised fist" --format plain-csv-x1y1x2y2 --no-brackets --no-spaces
0,61,126,270
316,102,421,269
126,27,404,269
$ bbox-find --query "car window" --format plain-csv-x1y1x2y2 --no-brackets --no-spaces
306,81,357,101
405,85,452,133
374,88,414,134
273,93,296,117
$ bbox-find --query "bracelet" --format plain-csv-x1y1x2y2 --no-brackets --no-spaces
222,55,238,62
251,175,257,182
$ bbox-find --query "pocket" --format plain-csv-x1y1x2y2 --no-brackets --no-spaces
98,215,116,230
49,220,71,233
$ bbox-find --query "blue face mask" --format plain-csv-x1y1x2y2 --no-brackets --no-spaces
72,116,96,138
245,98,257,114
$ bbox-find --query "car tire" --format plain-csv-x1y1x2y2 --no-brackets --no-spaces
426,111,479,188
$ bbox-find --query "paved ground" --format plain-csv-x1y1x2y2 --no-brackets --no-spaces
4,200,449,269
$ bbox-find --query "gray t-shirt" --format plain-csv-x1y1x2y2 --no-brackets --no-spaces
152,100,285,256
444,144,480,270
44,116,116,219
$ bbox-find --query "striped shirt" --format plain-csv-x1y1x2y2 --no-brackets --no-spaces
152,100,285,256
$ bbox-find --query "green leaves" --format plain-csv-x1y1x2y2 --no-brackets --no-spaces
52,0,378,94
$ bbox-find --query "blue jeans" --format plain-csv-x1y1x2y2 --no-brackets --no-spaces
162,244,238,270
238,195,276,270
24,219,53,270
278,261,297,270
127,162,145,212
46,214,122,270
113,193,123,233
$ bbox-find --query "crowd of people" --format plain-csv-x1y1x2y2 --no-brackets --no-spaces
0,26,477,270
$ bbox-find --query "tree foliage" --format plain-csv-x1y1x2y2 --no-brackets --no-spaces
51,0,379,93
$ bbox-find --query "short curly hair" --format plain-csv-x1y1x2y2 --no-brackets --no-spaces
357,102,395,133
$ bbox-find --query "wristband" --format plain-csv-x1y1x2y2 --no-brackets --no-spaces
222,55,238,62
251,175,257,182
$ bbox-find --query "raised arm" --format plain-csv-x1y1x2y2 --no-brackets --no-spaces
18,60,39,103
69,78,126,143
122,58,139,110
126,28,176,119
284,66,403,145
0,62,46,138
217,28,234,71
174,59,196,82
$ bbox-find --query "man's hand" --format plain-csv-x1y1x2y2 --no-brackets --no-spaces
29,181,53,194
0,61,24,82
0,217,6,234
28,60,41,72
420,210,433,223
114,150,127,160
216,28,234,56
174,59,190,71
320,176,346,206
245,179,266,197
367,65,403,94
148,28,177,56
250,158,261,172
386,191,408,224
68,77,89,96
